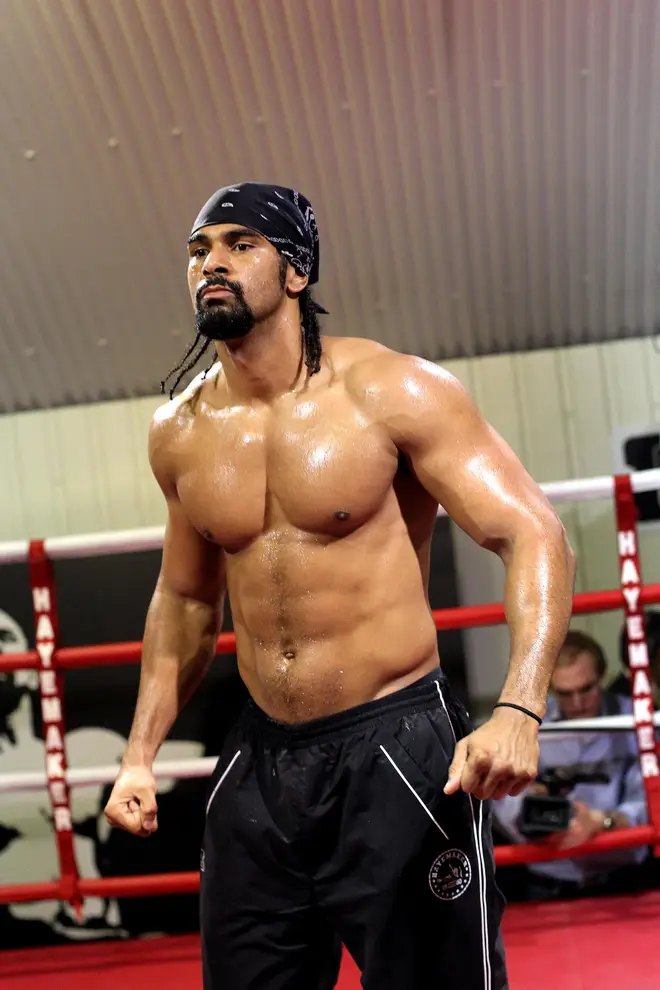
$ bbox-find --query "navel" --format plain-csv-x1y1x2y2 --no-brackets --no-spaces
334,510,350,522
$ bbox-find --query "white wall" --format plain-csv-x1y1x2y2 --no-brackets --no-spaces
0,395,165,540
444,336,660,703
1,336,659,701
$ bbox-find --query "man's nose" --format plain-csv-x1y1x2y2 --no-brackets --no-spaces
202,250,231,276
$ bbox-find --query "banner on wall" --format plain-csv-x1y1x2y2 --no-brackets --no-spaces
612,426,660,524
0,520,465,949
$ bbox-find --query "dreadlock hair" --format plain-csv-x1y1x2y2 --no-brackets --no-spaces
160,331,215,400
282,253,323,377
161,255,324,399
299,285,323,377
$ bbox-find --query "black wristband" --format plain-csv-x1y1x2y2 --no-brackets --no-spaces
493,702,542,726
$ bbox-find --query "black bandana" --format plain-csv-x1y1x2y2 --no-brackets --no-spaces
191,181,322,285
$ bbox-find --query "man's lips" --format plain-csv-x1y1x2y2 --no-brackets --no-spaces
201,286,234,301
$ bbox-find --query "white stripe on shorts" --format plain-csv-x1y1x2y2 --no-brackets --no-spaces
206,749,242,816
435,681,491,989
379,745,449,839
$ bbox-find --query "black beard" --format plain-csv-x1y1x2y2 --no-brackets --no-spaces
194,278,255,342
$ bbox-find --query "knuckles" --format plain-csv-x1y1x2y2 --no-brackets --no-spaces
460,732,539,795
466,745,538,778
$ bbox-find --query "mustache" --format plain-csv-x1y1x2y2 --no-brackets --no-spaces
196,276,244,307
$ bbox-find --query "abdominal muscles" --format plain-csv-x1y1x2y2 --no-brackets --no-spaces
226,511,439,722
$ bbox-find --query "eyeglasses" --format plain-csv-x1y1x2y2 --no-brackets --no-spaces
552,680,600,701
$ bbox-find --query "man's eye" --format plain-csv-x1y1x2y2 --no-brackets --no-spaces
193,248,207,258
233,242,252,252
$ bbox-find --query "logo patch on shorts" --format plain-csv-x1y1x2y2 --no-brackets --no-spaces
429,849,472,901
200,849,205,873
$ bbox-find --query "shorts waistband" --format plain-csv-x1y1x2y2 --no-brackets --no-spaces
243,667,449,746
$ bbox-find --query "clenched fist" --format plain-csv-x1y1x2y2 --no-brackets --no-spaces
444,706,540,801
104,765,159,837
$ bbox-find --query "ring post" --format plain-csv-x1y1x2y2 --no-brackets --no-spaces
27,539,82,916
613,475,660,856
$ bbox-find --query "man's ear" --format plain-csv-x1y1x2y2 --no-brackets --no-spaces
286,266,309,297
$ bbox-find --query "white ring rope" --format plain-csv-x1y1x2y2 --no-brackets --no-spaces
1,712,658,795
537,712,660,733
0,756,217,795
0,469,658,565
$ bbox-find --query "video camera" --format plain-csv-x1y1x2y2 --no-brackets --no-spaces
518,763,610,838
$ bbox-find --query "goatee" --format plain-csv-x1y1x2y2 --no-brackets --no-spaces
195,278,255,342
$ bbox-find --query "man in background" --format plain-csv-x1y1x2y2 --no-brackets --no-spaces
495,630,647,900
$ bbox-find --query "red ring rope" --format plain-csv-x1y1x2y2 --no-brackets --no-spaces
0,825,656,905
2,584,660,674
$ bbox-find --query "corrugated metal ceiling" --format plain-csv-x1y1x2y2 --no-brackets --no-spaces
2,0,660,412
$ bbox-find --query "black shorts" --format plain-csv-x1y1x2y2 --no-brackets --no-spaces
200,668,508,990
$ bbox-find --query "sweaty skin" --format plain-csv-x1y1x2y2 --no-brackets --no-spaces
105,223,575,838
151,339,446,723
150,337,573,724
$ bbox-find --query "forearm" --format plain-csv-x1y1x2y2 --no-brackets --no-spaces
497,521,575,717
123,583,222,768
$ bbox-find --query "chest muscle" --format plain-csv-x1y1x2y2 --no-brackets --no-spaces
175,400,397,550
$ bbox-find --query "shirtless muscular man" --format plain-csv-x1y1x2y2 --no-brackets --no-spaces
105,183,575,990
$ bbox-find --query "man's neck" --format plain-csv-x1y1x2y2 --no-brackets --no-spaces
216,315,309,403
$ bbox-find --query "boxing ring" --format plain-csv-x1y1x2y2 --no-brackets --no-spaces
1,470,660,989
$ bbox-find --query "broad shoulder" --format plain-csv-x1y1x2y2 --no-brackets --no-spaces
330,337,469,426
149,365,223,489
